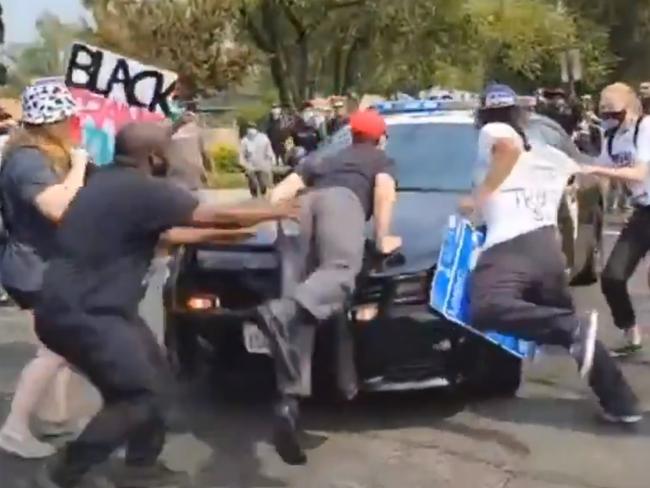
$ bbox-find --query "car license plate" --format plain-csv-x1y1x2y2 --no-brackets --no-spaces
243,323,271,355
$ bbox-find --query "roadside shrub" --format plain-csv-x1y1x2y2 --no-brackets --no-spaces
209,143,240,174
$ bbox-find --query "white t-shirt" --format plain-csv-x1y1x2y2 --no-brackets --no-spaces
476,123,579,249
597,117,650,206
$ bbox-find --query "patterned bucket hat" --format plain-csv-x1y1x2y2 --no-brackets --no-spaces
21,80,77,125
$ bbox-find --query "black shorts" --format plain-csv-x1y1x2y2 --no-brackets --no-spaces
5,287,40,310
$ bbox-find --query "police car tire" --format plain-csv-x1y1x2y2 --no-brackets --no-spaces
463,342,522,398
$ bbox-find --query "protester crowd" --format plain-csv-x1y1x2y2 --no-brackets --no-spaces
239,98,352,198
0,74,649,487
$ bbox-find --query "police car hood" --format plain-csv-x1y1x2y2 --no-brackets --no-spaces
366,190,460,277
196,190,457,276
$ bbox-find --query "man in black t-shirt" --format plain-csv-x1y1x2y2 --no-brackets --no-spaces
33,123,297,488
257,109,401,465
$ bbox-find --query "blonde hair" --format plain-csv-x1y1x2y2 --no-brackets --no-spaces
3,122,73,176
600,82,642,118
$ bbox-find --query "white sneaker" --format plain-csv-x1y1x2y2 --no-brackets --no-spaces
600,410,643,424
0,428,55,458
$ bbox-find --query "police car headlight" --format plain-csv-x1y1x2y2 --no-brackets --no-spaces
187,294,220,310
354,304,379,322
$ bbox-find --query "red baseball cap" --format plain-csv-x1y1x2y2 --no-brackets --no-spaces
349,109,387,140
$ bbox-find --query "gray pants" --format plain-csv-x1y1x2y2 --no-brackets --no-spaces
246,170,272,197
270,187,366,397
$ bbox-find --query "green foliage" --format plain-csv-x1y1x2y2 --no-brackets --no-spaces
208,143,241,174
564,0,650,83
6,13,82,91
84,0,253,97
206,142,246,189
78,0,649,102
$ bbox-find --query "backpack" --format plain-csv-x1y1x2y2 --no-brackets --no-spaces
606,116,645,160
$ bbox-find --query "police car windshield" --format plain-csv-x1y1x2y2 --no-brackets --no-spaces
386,123,477,192
317,122,478,192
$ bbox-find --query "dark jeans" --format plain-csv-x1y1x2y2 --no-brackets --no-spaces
246,170,271,198
471,227,638,415
36,315,168,487
601,206,650,331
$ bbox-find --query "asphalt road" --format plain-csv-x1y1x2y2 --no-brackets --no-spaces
2,214,650,488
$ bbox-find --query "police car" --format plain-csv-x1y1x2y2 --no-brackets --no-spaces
163,99,603,399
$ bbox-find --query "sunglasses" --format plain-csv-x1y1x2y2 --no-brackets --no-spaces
598,110,626,119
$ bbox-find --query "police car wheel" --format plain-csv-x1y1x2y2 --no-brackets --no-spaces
462,342,522,398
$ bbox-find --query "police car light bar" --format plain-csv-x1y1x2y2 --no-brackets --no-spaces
373,99,479,114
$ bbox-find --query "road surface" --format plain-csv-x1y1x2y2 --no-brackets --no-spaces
1,214,649,488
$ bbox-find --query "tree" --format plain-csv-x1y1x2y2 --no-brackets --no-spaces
6,13,81,89
0,2,6,85
83,0,254,98
239,0,372,107
564,0,650,83
240,0,614,104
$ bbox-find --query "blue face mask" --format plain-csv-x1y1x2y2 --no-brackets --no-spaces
601,118,621,131
600,110,626,131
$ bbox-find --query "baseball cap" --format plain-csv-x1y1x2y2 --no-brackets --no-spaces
481,84,518,109
349,110,387,140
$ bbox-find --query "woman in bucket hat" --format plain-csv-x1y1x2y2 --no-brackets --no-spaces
0,80,90,458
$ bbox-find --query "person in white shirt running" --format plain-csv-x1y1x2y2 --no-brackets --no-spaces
582,83,650,356
462,84,641,424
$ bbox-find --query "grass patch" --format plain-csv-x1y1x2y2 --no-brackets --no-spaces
206,172,247,189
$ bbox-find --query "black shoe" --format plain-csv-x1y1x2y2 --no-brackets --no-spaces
33,466,112,488
113,463,189,488
273,398,307,466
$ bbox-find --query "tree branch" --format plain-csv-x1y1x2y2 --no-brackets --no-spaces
240,5,274,53
279,0,307,38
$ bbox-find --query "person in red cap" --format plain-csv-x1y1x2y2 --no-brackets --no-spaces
249,109,400,465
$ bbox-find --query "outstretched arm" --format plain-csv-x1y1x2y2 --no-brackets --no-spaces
270,173,306,204
161,226,256,245
190,198,298,228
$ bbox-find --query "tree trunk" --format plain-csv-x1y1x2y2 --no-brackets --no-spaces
342,38,362,94
297,35,310,103
270,55,294,107
332,41,344,94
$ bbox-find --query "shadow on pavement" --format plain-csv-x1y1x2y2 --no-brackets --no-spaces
470,395,648,437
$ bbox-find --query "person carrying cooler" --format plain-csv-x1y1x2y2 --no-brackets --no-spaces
581,83,650,356
462,84,641,425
